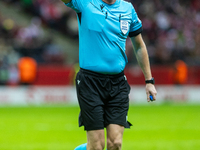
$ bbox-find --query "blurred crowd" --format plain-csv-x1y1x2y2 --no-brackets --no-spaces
0,14,64,84
126,0,200,65
0,0,66,85
4,0,79,38
0,0,200,85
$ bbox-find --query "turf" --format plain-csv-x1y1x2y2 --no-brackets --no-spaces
0,104,200,150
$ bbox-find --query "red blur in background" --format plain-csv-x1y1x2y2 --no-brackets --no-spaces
33,65,200,85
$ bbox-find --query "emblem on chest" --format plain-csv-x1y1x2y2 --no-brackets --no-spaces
120,20,129,35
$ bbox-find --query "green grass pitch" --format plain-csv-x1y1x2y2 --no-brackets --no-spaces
0,104,200,150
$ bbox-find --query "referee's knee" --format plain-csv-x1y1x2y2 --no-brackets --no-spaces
107,138,122,150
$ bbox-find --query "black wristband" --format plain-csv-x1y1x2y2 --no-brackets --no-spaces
145,77,155,84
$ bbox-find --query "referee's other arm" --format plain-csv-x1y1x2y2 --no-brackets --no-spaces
61,0,71,3
131,34,157,102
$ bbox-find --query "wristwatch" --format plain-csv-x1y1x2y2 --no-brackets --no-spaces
145,77,155,84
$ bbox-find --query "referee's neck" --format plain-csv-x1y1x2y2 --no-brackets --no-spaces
102,0,116,4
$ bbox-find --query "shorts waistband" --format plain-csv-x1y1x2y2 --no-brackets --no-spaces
80,68,124,79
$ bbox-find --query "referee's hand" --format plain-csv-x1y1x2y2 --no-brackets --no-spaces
146,84,157,102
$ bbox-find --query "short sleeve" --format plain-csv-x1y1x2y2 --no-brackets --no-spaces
128,5,143,37
65,0,85,13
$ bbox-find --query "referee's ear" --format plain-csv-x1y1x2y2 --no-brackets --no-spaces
61,0,71,3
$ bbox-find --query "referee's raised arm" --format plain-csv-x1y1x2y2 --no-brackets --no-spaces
61,0,71,3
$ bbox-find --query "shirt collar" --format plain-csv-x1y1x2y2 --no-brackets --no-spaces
101,0,120,8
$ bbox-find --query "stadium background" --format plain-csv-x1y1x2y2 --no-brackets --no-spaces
0,0,200,149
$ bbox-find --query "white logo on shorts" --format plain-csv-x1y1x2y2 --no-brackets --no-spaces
124,75,127,80
77,80,80,85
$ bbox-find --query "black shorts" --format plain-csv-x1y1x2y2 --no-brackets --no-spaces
75,68,132,131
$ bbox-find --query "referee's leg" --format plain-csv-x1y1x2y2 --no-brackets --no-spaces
106,124,124,150
87,129,105,150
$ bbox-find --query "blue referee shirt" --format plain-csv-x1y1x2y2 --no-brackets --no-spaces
65,0,142,74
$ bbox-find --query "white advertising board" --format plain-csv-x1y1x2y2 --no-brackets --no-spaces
0,85,200,105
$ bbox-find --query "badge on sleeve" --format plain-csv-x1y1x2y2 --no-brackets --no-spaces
120,20,129,35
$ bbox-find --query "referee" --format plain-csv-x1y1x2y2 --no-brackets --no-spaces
62,0,157,149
